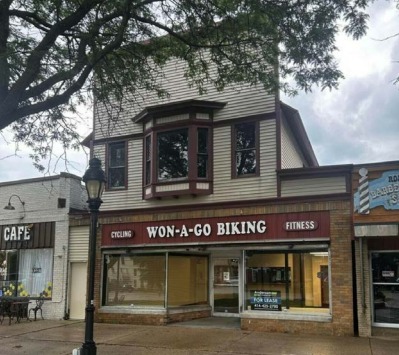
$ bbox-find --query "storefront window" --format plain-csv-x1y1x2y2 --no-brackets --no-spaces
102,253,209,308
0,249,53,298
372,252,399,325
103,254,166,307
167,255,208,307
245,250,329,311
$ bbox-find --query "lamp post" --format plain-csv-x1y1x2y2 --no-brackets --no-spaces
80,158,106,355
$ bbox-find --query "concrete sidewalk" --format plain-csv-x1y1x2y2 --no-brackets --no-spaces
0,318,399,355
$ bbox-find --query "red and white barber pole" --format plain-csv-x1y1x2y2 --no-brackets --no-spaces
358,168,370,214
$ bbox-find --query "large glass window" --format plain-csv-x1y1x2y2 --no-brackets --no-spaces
107,141,126,189
168,255,208,307
245,250,329,311
103,254,166,307
0,249,53,299
143,123,212,198
102,253,209,308
158,129,189,181
234,122,258,177
372,252,399,325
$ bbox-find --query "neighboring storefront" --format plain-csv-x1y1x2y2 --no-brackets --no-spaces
95,195,353,336
0,173,87,319
0,222,55,299
353,161,399,337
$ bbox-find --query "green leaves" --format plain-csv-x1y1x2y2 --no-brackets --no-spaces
0,0,373,169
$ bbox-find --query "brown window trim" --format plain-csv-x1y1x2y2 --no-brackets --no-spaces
143,124,213,200
105,140,128,191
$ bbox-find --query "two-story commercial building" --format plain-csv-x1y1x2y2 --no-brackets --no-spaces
88,58,355,336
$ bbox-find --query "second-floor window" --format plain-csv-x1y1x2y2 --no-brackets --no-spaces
145,126,210,185
233,122,258,177
107,141,126,189
158,128,189,181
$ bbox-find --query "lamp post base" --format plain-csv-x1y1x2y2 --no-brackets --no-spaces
80,342,97,355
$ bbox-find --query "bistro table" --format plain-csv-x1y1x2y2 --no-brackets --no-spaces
0,297,31,325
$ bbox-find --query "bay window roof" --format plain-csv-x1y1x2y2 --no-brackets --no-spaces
132,99,226,123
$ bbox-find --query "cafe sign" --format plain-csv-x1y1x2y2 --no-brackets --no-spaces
3,225,31,242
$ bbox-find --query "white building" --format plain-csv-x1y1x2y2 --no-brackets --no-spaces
0,173,87,320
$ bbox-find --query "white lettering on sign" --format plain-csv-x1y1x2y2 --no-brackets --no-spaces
284,221,318,231
3,225,31,242
111,230,134,239
146,221,267,239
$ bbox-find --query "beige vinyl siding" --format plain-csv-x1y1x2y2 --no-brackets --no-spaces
69,226,89,262
280,176,347,197
281,117,306,169
94,58,275,139
99,119,277,210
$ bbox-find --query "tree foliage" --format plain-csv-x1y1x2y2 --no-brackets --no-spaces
0,0,372,169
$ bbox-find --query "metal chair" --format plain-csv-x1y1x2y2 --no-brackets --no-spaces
29,298,44,321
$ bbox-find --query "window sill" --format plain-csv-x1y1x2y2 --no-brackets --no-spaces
144,180,212,200
100,305,166,315
242,309,331,322
99,304,210,315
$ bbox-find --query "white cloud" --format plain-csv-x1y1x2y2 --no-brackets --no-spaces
282,1,399,165
0,126,90,183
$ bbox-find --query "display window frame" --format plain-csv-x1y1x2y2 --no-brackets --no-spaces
370,250,399,328
243,248,331,315
0,248,54,299
101,251,209,310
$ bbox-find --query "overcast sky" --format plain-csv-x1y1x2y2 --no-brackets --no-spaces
0,1,398,183
282,1,399,166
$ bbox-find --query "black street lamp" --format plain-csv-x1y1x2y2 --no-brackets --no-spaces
80,158,106,355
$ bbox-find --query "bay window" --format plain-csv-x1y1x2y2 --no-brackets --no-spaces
144,125,211,199
134,99,225,200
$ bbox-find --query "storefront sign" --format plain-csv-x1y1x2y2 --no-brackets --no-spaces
110,230,134,239
354,169,399,212
250,290,281,311
101,211,330,247
2,225,31,242
0,222,55,250
146,220,267,239
283,221,318,231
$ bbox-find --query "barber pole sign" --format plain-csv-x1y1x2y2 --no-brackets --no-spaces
358,168,370,214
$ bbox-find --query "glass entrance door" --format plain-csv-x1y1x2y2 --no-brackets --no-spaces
212,258,239,315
